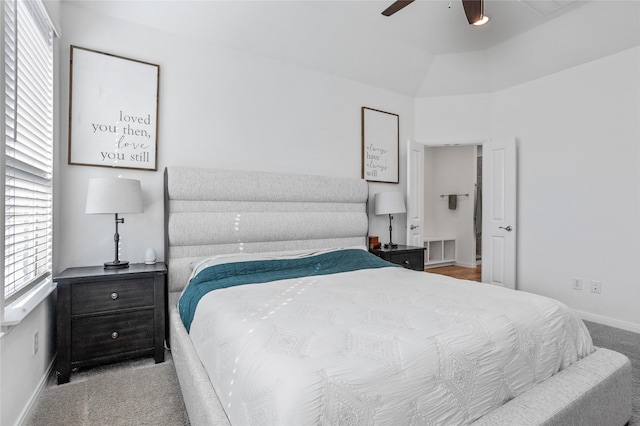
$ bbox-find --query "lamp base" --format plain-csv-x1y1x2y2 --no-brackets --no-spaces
104,260,129,270
384,243,398,249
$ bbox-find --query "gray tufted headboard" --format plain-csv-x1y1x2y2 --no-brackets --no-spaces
164,167,370,293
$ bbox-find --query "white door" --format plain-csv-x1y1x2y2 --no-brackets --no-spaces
481,137,517,288
406,140,424,248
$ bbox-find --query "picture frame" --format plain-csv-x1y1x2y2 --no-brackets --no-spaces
361,107,399,183
68,46,160,171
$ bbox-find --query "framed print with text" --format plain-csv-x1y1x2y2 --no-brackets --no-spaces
361,107,399,183
68,45,159,170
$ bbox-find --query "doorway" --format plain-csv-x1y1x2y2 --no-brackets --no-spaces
407,137,517,287
423,144,481,269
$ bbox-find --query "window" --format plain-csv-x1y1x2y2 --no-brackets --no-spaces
2,0,54,305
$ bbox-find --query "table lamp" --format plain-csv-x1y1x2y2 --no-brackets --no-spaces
85,178,143,269
374,191,406,249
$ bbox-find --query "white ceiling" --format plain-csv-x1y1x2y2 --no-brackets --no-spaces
66,0,640,96
294,0,587,55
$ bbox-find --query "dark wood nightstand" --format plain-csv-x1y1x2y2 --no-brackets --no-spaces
370,245,425,271
54,263,166,384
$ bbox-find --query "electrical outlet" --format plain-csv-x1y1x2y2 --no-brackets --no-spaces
591,280,602,294
572,277,582,290
33,331,38,356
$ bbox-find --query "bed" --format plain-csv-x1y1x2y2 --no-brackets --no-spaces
164,166,632,426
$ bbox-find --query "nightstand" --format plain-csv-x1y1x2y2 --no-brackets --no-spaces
54,263,166,384
370,245,425,271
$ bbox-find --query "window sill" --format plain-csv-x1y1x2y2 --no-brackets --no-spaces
2,278,56,327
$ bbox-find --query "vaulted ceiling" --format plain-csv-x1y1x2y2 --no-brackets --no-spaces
66,0,640,97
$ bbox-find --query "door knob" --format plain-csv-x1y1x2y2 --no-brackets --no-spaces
410,224,419,230
499,226,513,232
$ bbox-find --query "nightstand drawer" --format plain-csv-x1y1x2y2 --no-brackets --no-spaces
71,278,154,315
369,245,425,271
388,251,423,270
71,310,155,361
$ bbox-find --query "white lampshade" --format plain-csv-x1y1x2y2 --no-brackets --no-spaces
374,191,406,216
85,178,143,214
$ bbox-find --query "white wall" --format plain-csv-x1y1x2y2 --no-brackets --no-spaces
492,46,640,331
0,296,57,426
414,93,492,143
55,3,414,273
415,46,640,332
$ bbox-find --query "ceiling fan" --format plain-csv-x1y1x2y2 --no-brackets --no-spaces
382,0,487,25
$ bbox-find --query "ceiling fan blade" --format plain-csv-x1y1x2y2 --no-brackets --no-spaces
382,0,415,17
462,0,483,24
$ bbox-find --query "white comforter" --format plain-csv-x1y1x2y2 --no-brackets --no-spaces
188,255,593,425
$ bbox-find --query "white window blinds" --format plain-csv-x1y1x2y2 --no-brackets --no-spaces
3,0,54,303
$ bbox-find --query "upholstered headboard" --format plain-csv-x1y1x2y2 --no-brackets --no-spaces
164,167,370,293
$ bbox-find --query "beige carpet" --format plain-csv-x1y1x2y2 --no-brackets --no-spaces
24,350,189,426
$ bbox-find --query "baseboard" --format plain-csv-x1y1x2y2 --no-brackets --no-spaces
16,357,55,426
424,262,455,269
454,261,477,268
574,309,640,334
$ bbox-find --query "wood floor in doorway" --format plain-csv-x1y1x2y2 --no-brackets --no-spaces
426,265,482,282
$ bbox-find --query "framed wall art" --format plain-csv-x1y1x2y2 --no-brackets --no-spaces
68,45,160,170
361,107,399,183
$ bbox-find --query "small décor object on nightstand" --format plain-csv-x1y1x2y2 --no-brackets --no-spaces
368,236,381,250
144,248,157,264
374,191,406,248
85,178,144,269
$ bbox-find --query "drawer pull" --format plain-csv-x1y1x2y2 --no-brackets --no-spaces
110,292,119,300
111,331,119,339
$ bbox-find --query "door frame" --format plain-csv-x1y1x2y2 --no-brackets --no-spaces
481,137,517,288
407,138,516,287
406,140,425,248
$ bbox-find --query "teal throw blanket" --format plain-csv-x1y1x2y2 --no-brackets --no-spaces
179,249,396,332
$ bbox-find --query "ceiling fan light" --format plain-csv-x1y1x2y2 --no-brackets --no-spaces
472,15,490,26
